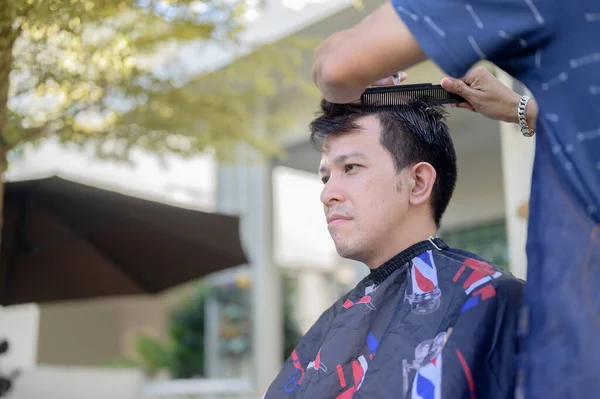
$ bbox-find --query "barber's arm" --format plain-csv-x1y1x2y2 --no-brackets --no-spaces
313,0,553,110
312,1,426,104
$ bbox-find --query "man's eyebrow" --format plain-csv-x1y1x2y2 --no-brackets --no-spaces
333,151,367,165
318,151,367,175
318,164,328,176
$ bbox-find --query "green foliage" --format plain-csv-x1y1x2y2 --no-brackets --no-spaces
103,335,173,377
0,0,318,161
134,335,174,374
168,281,209,378
282,275,302,359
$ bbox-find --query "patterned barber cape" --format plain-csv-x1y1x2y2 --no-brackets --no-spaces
263,238,523,399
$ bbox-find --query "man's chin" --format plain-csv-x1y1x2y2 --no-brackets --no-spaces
334,243,360,261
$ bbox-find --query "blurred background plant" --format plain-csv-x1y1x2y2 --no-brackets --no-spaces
105,272,301,378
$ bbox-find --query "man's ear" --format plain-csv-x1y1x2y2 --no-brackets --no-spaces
408,162,436,206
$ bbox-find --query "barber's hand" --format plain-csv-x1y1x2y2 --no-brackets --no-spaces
440,67,538,126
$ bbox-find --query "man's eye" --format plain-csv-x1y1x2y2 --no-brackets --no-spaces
345,164,358,173
321,176,329,184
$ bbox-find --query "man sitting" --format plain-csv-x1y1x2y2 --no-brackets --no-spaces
262,96,523,399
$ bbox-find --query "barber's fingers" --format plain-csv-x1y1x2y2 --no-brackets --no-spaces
396,71,408,83
440,77,477,101
456,102,476,112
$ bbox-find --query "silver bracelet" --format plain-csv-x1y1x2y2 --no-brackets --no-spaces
518,95,535,137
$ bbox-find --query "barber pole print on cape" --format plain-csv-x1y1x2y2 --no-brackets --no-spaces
406,250,442,314
453,258,502,313
411,353,443,399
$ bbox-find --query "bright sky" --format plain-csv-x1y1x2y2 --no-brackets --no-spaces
149,0,353,78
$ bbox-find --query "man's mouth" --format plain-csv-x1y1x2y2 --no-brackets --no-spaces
327,214,352,226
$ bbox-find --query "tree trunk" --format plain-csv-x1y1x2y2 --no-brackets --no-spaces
0,2,17,239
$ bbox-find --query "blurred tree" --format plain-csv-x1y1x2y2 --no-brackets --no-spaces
0,0,318,244
168,280,209,378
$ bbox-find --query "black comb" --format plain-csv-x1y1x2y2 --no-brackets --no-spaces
361,83,465,112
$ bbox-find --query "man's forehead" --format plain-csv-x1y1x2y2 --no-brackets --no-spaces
322,115,379,141
320,127,377,156
319,148,369,174
317,115,381,171
321,131,366,155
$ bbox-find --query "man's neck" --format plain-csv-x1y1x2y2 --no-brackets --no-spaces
365,217,438,270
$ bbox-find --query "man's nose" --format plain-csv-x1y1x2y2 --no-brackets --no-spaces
320,178,346,206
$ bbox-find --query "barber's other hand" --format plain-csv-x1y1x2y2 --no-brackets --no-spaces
372,72,408,87
349,72,409,104
440,67,537,126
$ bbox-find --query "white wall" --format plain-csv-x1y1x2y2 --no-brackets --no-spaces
273,166,339,270
497,69,535,280
36,302,121,366
6,366,145,399
35,297,169,367
442,146,505,230
295,271,338,333
0,304,39,370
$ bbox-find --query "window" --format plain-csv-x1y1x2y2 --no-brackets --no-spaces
441,219,509,270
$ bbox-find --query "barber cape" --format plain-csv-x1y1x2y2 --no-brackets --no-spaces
263,238,522,399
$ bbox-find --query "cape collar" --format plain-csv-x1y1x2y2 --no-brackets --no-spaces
369,236,448,285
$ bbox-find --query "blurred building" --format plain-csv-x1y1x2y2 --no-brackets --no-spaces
0,1,533,398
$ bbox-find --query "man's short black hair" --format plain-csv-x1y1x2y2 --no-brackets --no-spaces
309,98,457,228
